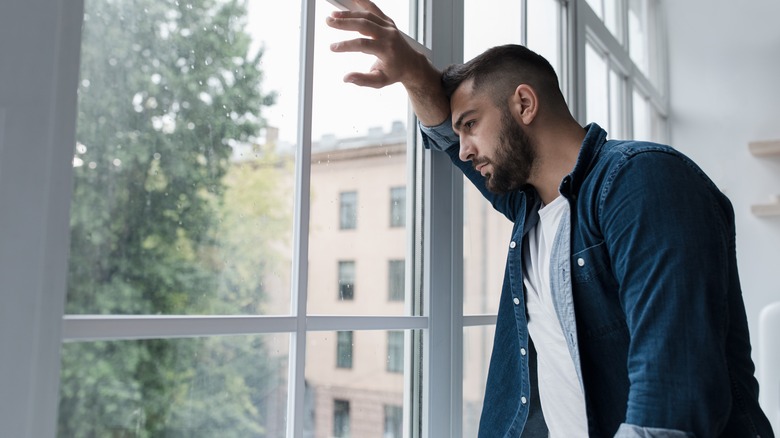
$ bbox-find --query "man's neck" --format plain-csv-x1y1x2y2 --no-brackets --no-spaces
530,119,586,205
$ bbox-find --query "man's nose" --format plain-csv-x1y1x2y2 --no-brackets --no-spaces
459,138,476,162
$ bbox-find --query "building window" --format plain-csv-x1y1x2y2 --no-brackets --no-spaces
340,191,357,230
388,260,405,302
387,331,404,373
336,331,353,369
384,405,403,438
333,399,351,438
389,186,405,227
338,261,355,300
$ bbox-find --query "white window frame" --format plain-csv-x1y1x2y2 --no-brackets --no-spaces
574,0,669,139
0,0,667,437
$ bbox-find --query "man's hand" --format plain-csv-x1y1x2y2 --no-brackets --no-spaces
326,0,450,126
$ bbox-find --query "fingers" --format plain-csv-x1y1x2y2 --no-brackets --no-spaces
329,37,381,55
343,71,390,89
326,10,391,36
351,0,394,25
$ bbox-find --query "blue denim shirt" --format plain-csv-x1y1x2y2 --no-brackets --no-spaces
421,121,774,438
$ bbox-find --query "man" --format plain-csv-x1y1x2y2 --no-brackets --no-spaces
327,1,774,437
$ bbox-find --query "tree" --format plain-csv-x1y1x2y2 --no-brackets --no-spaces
58,0,286,435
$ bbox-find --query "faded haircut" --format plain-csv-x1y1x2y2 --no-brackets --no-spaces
441,44,566,113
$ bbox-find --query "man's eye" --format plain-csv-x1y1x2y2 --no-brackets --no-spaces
465,120,475,129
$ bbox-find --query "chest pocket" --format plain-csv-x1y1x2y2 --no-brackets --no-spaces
571,241,611,283
571,241,625,341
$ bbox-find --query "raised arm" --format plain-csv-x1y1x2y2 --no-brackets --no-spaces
325,0,449,127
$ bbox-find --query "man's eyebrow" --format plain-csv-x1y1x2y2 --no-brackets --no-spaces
453,109,477,131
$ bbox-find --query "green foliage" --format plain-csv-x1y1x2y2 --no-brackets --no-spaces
59,0,288,435
211,148,292,314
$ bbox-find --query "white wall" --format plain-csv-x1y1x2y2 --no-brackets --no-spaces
665,0,780,429
0,0,82,436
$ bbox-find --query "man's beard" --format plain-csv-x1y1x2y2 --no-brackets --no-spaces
482,108,536,194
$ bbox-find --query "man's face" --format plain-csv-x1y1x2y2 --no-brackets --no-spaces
451,80,536,194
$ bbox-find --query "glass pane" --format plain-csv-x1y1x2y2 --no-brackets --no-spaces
337,331,354,368
463,325,496,437
585,0,603,19
604,0,622,40
609,69,625,139
527,0,562,77
464,0,523,60
340,191,358,230
388,260,405,301
390,186,406,228
462,0,525,316
632,89,650,141
57,334,289,437
338,261,356,301
308,1,412,315
628,0,649,75
463,185,513,315
68,0,297,315
384,405,403,438
604,0,620,38
586,43,609,128
305,330,411,437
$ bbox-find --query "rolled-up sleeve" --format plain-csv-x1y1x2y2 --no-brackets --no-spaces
419,117,458,152
614,423,694,437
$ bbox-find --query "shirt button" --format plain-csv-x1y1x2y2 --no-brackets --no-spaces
513,297,520,305
509,241,517,249
577,257,585,267
521,396,527,405
520,348,526,356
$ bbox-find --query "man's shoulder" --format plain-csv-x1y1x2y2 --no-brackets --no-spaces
600,138,679,159
594,139,694,175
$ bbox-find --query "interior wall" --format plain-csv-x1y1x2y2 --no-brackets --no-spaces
665,0,780,426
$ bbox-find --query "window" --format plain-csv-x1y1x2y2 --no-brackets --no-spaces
388,260,405,301
333,399,351,438
340,191,358,230
336,331,353,369
384,405,403,438
5,0,668,436
390,186,405,227
582,0,667,142
338,261,355,301
387,331,404,373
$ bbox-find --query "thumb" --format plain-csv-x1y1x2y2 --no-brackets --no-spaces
344,71,390,89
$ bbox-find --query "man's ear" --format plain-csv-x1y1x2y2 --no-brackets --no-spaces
510,84,538,126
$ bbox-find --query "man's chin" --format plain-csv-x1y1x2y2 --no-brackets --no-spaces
485,178,510,195
485,175,524,194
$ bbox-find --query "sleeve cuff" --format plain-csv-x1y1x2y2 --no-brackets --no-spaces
418,116,458,152
614,423,695,438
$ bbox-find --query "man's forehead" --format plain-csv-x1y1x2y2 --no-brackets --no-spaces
451,79,479,115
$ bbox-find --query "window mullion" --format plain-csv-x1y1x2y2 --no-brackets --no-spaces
421,0,464,437
287,0,316,437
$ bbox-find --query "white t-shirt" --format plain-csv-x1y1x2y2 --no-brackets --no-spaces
523,195,588,437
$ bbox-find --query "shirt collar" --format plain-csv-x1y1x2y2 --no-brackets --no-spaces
559,123,608,199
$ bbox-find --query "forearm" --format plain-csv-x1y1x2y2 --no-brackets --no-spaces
402,52,450,127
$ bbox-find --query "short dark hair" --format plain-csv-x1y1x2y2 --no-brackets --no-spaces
442,44,566,112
